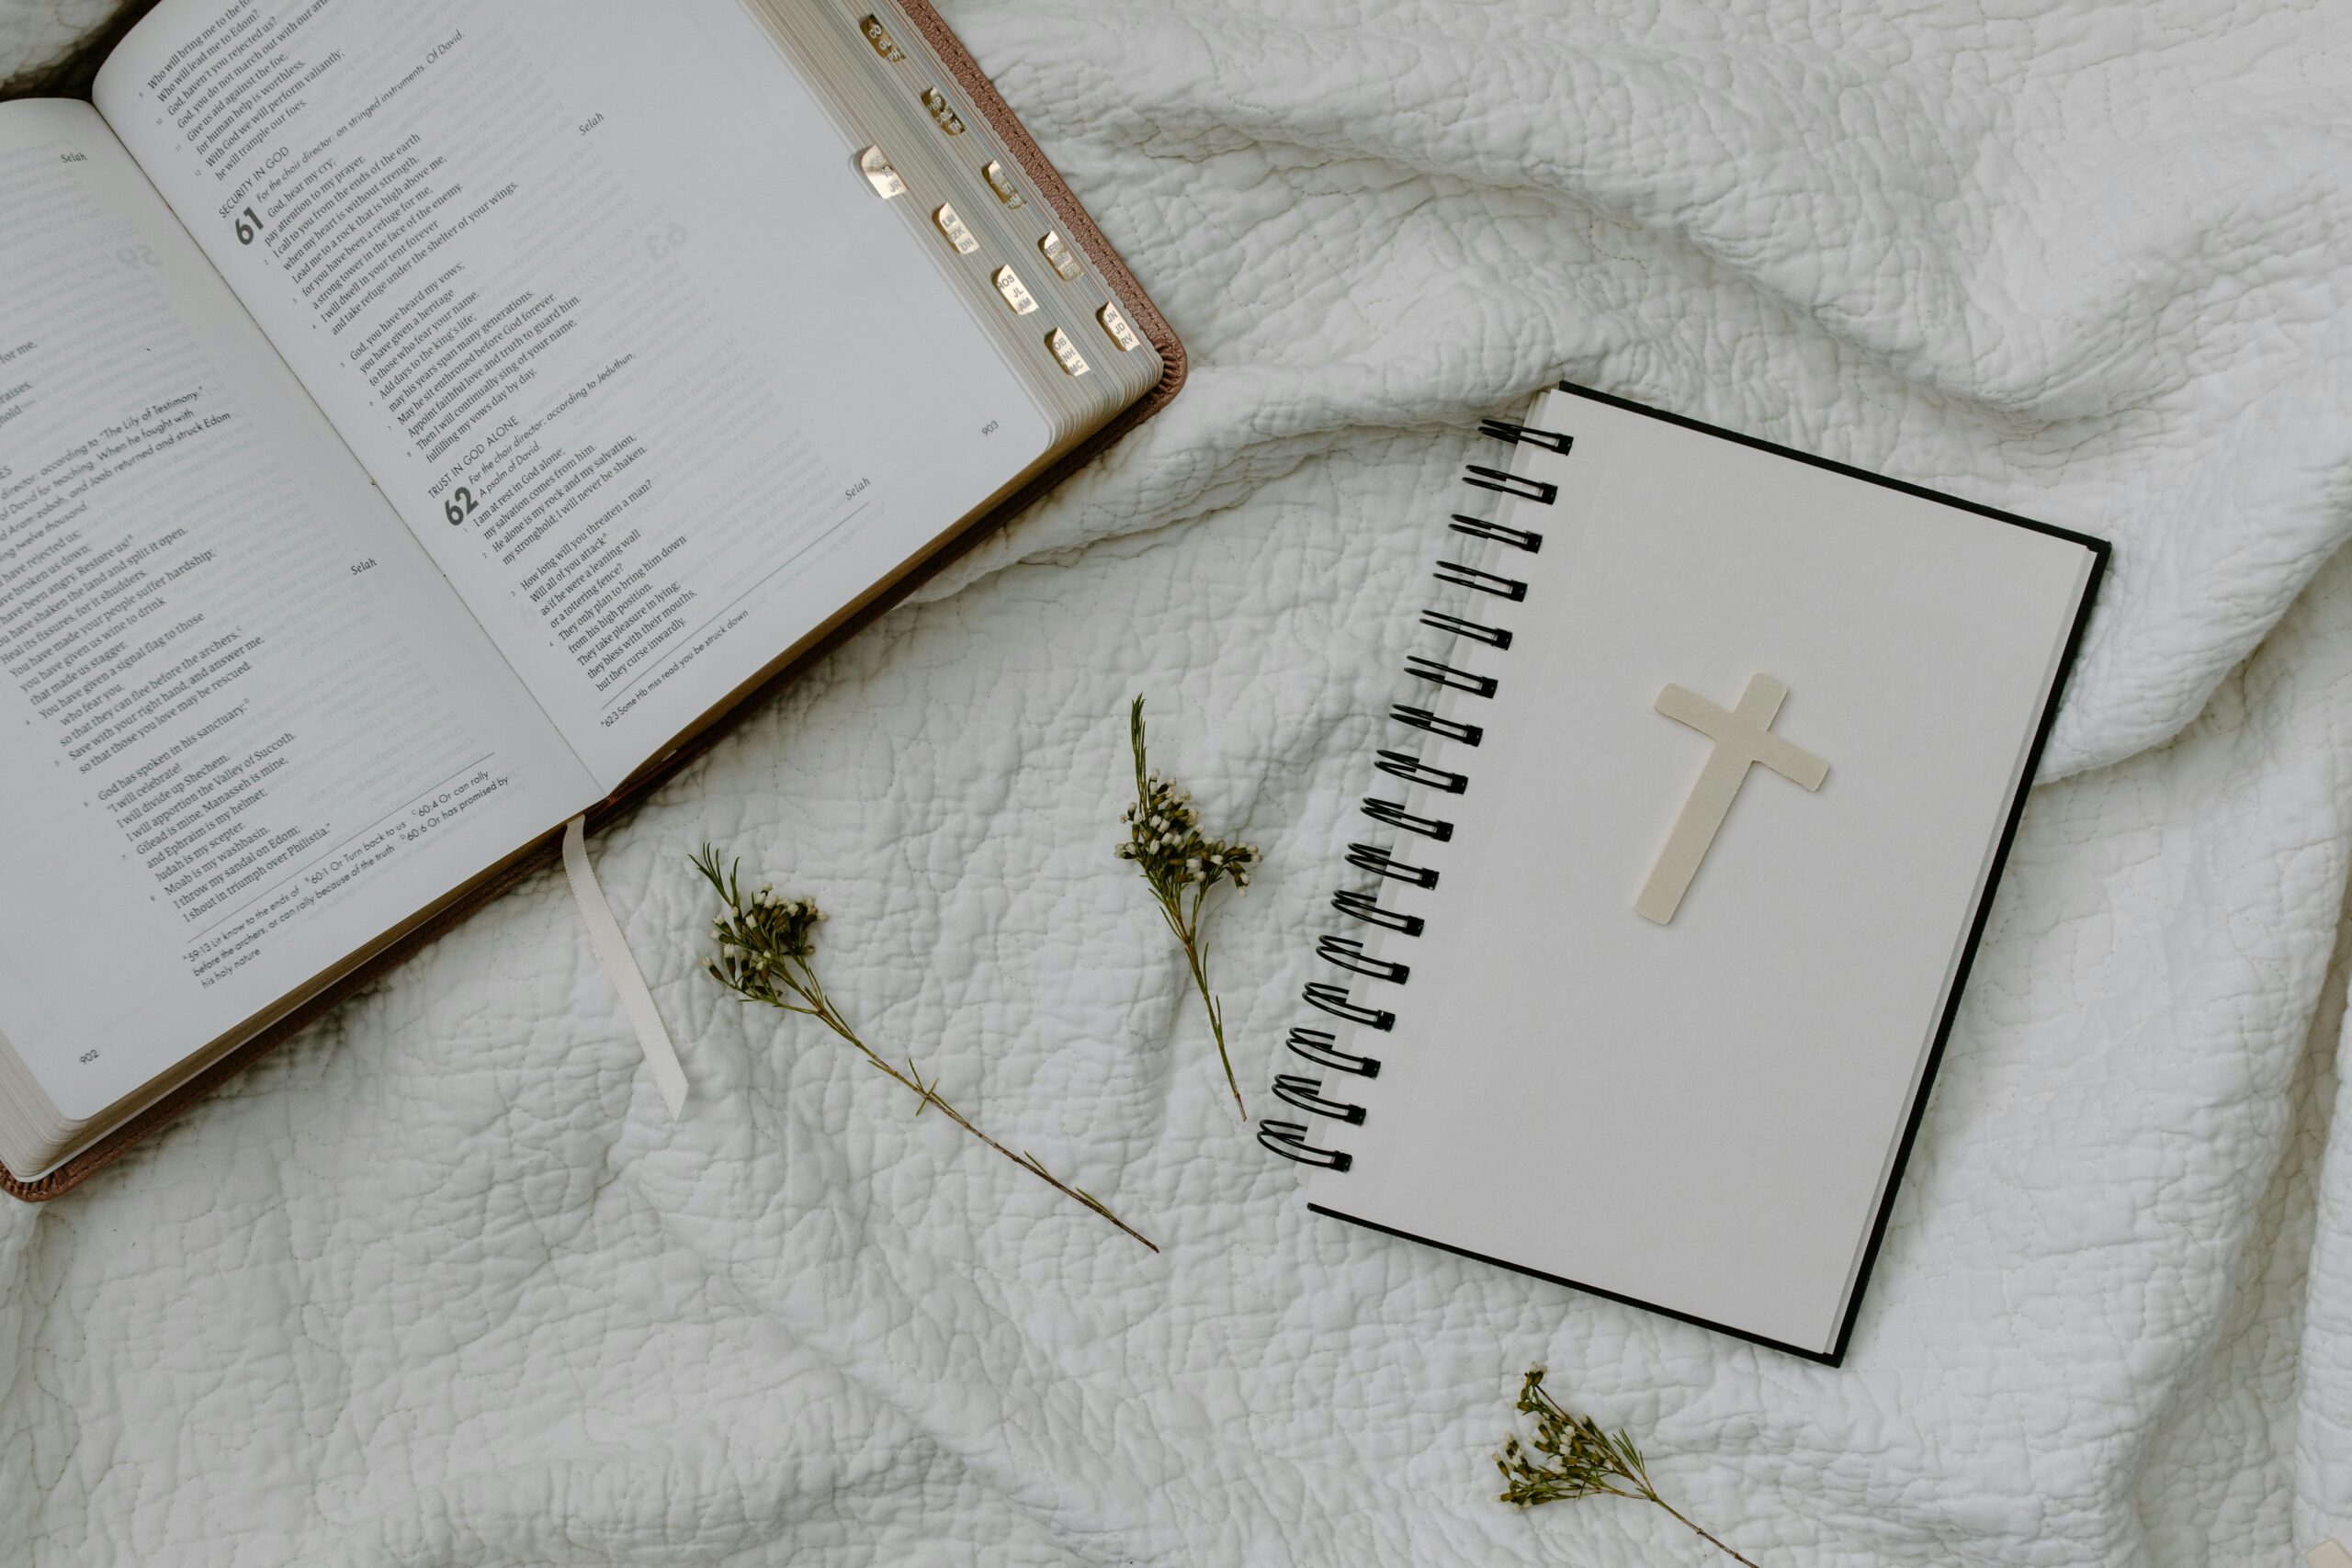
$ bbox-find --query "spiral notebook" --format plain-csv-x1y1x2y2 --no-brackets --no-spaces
1260,383,2108,1364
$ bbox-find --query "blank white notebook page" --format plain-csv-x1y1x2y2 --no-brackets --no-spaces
1308,387,2098,1357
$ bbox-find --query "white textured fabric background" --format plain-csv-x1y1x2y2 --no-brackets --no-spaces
6,2,2352,1562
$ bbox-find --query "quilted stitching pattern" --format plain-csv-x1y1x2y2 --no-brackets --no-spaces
5,0,2352,1562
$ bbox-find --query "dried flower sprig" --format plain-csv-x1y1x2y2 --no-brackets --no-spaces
1497,1366,1760,1566
693,847,1157,1253
1115,695,1261,1121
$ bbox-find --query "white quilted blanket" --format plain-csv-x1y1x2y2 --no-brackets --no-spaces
6,2,2352,1562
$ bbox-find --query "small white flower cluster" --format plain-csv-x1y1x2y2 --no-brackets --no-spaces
709,883,824,987
1118,768,1261,896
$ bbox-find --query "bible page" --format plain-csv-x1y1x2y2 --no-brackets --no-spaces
96,0,1058,786
0,99,593,1138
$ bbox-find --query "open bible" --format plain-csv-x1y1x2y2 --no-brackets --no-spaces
0,0,1182,1194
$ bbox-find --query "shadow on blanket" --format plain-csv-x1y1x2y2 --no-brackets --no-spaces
0,0,159,100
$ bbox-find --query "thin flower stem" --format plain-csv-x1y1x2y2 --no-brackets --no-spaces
1170,906,1244,1121
695,848,1157,1252
803,991,1159,1253
1650,1498,1763,1568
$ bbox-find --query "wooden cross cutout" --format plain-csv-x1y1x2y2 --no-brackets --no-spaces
1635,673,1828,925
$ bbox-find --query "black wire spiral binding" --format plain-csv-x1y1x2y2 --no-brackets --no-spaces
1258,420,1568,1172
1479,418,1574,455
1462,465,1558,505
1317,935,1410,984
1450,513,1544,553
1305,982,1395,1031
1391,705,1484,746
1333,887,1426,935
1374,750,1468,793
1421,609,1512,649
1258,1121,1351,1169
1275,1074,1369,1124
1361,798,1454,840
1405,655,1499,696
1286,1026,1383,1077
1345,841,1438,887
1433,560,1528,602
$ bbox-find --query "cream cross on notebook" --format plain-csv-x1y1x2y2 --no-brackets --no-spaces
1637,673,1828,924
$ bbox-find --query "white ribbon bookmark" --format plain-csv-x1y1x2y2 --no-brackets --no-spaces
561,816,688,1118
